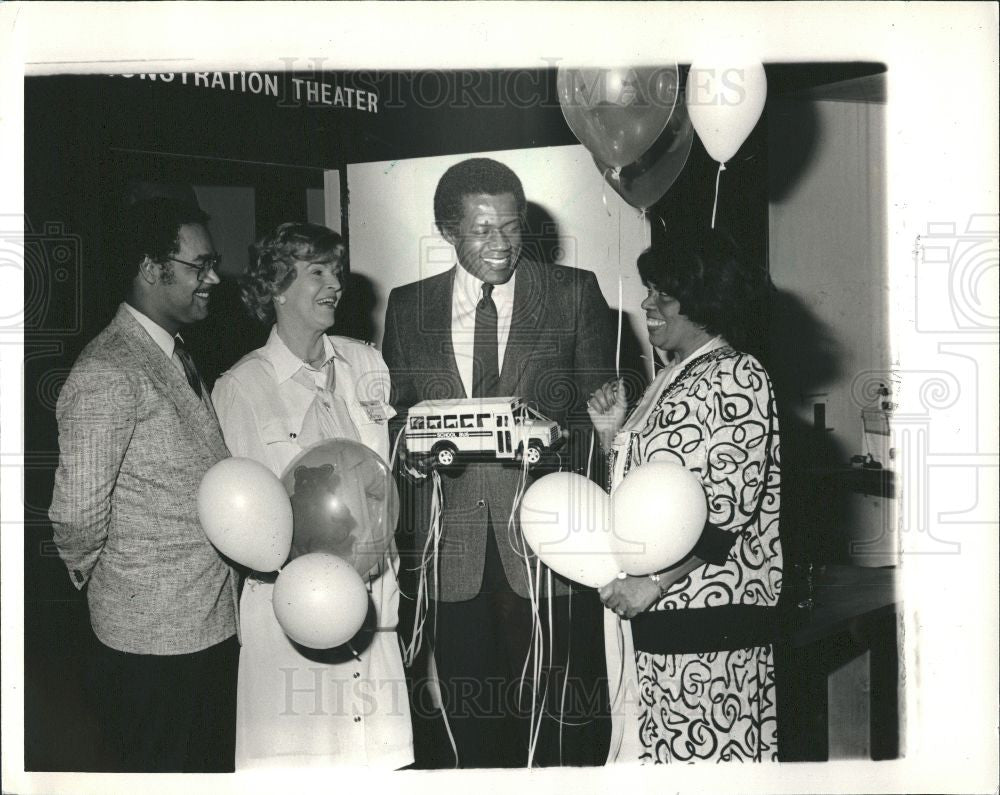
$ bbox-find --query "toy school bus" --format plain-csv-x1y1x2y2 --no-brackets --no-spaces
404,397,563,466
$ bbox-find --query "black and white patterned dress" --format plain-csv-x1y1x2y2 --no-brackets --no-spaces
605,339,781,763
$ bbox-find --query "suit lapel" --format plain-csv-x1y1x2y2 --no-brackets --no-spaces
113,306,229,460
422,268,467,398
499,259,546,395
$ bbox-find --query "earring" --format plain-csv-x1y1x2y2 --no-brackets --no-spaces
275,294,286,305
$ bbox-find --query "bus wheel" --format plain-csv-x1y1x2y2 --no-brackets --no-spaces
436,447,456,466
524,445,542,465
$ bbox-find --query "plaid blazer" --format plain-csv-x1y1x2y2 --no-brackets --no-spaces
383,260,615,601
50,304,239,654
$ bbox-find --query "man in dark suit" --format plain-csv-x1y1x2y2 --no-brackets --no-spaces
49,198,240,772
383,158,614,767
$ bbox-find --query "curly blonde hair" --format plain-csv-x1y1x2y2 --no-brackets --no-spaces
241,222,345,324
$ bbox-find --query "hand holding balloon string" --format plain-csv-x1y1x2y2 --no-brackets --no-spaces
598,553,704,620
396,430,438,481
598,575,661,620
587,378,628,450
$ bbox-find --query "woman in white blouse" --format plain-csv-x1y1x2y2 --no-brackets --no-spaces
212,223,413,770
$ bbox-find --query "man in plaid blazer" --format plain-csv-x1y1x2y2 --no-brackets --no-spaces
49,198,240,772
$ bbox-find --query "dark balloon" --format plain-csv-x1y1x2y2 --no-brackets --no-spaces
557,64,680,169
594,95,695,211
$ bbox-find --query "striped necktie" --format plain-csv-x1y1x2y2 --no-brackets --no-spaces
173,336,202,398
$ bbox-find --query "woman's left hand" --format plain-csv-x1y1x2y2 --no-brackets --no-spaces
598,575,661,620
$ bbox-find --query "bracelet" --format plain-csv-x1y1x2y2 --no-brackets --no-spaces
649,573,663,593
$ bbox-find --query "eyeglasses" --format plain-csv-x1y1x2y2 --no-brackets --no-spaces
167,254,221,278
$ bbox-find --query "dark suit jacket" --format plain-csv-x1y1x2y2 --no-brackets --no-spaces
383,260,615,601
50,304,239,654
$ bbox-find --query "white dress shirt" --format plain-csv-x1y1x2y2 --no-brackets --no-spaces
212,327,412,770
451,264,516,397
124,302,189,378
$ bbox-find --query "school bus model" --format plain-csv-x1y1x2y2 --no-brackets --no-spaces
404,397,563,466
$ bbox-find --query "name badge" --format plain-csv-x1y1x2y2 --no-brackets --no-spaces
360,400,388,424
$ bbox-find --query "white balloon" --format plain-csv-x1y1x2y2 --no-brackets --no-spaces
198,457,293,572
272,553,369,648
610,461,708,575
519,472,620,589
686,60,767,164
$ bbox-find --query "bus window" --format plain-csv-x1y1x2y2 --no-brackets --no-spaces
410,416,425,429
497,415,508,428
460,415,475,429
476,413,490,428
427,416,442,429
443,415,458,429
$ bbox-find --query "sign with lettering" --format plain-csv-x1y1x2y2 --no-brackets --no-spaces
118,72,379,113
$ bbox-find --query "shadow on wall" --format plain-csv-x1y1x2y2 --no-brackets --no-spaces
767,97,822,204
765,288,853,570
524,201,649,398
332,272,378,344
186,276,270,389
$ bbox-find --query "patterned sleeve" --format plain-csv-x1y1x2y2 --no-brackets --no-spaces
640,352,777,565
699,353,777,549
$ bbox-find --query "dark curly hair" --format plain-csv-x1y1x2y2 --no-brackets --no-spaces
637,228,773,351
433,158,526,236
121,198,209,285
241,222,345,324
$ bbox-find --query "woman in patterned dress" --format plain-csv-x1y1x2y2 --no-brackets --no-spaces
588,229,781,763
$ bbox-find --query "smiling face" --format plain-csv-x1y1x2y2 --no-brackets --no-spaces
150,223,220,334
640,282,712,360
443,192,523,285
274,252,344,335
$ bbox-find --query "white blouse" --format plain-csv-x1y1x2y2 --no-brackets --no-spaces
212,327,412,770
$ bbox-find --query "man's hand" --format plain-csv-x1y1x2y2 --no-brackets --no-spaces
598,575,661,620
587,378,627,450
397,432,437,481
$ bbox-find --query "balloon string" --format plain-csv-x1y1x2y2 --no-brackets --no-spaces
710,161,726,229
518,542,538,760
401,471,443,666
600,169,612,217
615,204,623,379
427,471,460,769
389,426,403,470
506,405,533,562
616,276,623,380
558,581,572,766
526,560,548,768
608,614,627,762
439,685,459,769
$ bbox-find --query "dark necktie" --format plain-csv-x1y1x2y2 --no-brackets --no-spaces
472,283,500,398
173,336,202,398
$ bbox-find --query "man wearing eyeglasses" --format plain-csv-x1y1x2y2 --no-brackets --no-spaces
49,197,240,772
